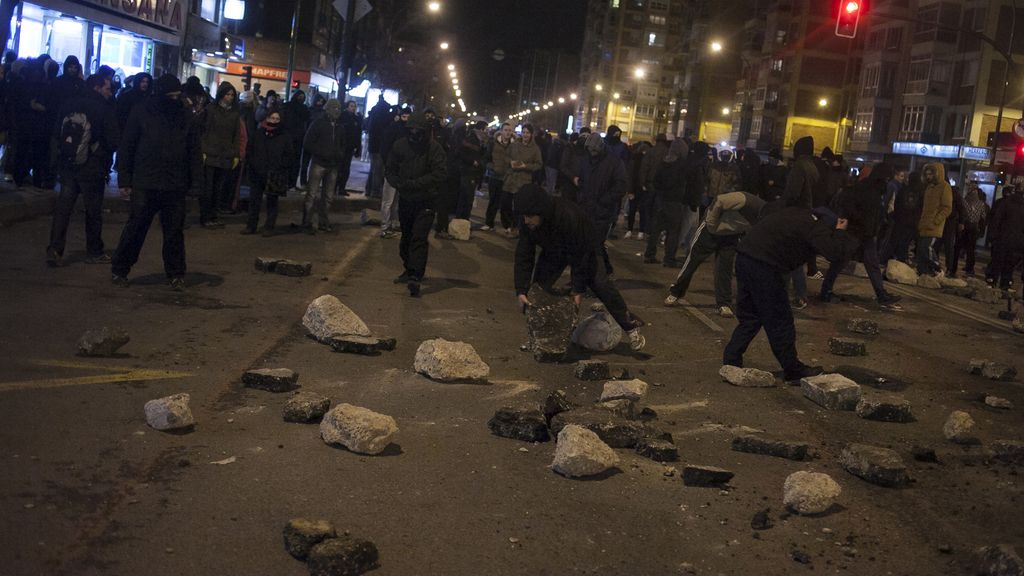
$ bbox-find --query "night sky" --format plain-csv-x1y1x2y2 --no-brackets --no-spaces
441,0,587,108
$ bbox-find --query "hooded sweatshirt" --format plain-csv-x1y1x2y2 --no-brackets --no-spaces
917,162,953,237
200,81,240,168
782,135,818,208
513,184,598,295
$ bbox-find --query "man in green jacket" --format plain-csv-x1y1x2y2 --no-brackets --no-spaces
386,113,447,297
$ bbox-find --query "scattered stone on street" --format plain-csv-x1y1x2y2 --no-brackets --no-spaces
917,274,942,290
595,398,636,419
447,218,471,240
306,535,381,576
303,295,373,343
242,368,299,393
599,378,649,402
985,396,1014,410
413,338,490,382
943,411,979,444
551,424,619,478
327,335,397,355
801,373,862,411
828,337,867,357
319,404,398,455
283,392,331,423
973,288,1005,305
938,275,968,289
719,364,776,387
846,318,879,335
574,359,610,381
783,471,841,515
750,508,774,530
855,393,914,423
839,443,909,487
972,545,1023,576
144,393,195,431
487,406,550,442
731,435,810,461
682,465,735,487
635,438,679,462
884,259,918,285
912,445,939,463
282,518,337,560
991,440,1024,465
255,257,313,277
572,310,624,352
543,390,576,423
982,363,1017,382
525,284,576,362
549,407,652,448
77,327,130,357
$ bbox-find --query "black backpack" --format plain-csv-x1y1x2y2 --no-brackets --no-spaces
59,112,94,166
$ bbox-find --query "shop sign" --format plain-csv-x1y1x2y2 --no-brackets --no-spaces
80,0,185,32
892,141,993,161
960,146,992,161
225,62,311,84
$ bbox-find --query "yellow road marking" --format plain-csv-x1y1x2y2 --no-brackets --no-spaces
31,359,138,372
1,361,193,392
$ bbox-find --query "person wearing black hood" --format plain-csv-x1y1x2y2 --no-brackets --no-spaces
578,132,628,274
46,74,119,267
243,109,293,236
282,91,310,189
988,186,1024,289
111,74,203,291
513,184,647,351
643,138,688,266
723,206,854,381
302,99,346,233
198,81,240,228
604,124,630,164
386,112,447,297
115,72,151,130
335,100,362,195
558,127,590,205
52,56,84,110
782,135,818,308
819,163,903,308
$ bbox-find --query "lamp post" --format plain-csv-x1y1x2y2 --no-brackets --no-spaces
629,67,645,141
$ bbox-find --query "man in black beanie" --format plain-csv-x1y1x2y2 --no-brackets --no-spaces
513,184,646,351
110,74,203,290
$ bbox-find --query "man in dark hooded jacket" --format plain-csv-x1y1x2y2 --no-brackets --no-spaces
988,187,1024,289
643,138,688,265
302,99,346,233
578,133,628,274
115,72,151,130
365,95,392,198
513,184,646,351
282,91,310,188
197,81,240,227
111,74,202,291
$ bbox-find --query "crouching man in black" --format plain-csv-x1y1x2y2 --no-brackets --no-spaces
723,206,853,380
513,184,646,351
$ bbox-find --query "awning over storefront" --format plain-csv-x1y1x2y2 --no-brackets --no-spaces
26,0,184,45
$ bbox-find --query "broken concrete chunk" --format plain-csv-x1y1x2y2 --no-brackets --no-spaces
972,545,1023,576
943,410,979,444
255,257,312,277
719,365,776,387
846,318,879,335
855,394,914,423
840,443,909,487
447,218,471,240
144,393,195,431
599,379,648,402
543,390,576,423
319,404,398,455
551,424,619,478
801,373,861,411
549,408,652,448
525,284,576,363
595,399,636,419
242,368,299,393
973,288,1005,304
327,335,396,355
635,438,679,462
983,363,1017,382
783,471,841,515
682,465,734,487
303,295,372,342
282,519,337,560
828,337,867,357
487,406,550,442
991,440,1024,465
574,359,611,381
283,392,331,423
885,259,918,285
985,395,1014,410
77,327,130,357
307,535,380,576
917,274,942,289
413,339,490,382
731,435,809,461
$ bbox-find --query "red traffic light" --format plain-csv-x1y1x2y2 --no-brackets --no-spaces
835,0,863,38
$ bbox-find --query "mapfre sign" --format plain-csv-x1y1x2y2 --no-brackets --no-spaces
81,0,185,32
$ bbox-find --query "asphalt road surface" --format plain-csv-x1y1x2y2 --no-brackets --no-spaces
0,195,1021,575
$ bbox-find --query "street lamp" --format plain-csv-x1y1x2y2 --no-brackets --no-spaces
570,93,577,100
439,41,449,50
634,67,646,79
558,97,565,104
721,107,730,116
427,1,441,12
710,41,723,53
613,92,620,99
447,64,455,70
449,71,457,78
595,84,603,92
818,98,829,108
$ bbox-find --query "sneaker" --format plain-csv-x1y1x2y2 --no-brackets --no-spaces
111,274,129,287
877,293,902,306
480,225,492,231
380,230,398,239
637,232,645,241
46,247,62,267
408,280,421,297
664,294,680,307
810,271,824,280
624,231,633,239
718,305,734,318
169,277,185,291
627,328,646,351
85,253,111,264
792,298,808,310
201,220,225,229
784,364,824,383
317,224,334,233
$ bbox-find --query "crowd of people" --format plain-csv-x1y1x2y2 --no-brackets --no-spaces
4,52,1023,366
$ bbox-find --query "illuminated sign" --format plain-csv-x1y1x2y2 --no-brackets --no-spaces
892,142,993,161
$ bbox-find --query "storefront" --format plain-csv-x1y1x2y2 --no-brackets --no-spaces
218,61,310,98
6,0,183,79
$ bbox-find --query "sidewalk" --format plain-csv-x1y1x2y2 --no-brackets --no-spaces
0,159,377,226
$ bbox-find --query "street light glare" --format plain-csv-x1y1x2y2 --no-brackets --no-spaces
818,98,829,107
449,71,457,78
427,1,441,12
711,41,723,52
634,67,645,79
447,64,455,70
721,107,730,116
613,92,620,99
439,42,449,50
570,93,578,100
595,84,603,91
558,97,565,103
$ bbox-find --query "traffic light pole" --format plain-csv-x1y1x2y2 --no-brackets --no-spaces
285,0,303,102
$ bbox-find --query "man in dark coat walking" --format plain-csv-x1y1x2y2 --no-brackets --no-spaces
301,99,346,233
578,133,628,274
110,75,203,290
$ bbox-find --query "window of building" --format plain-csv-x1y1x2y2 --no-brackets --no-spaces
879,64,896,97
952,113,968,139
961,59,979,86
775,29,788,46
611,0,620,8
905,59,930,94
754,87,766,105
914,5,938,42
900,105,926,137
862,64,880,97
648,33,664,47
771,58,784,73
636,104,656,117
198,0,219,23
854,112,874,137
867,30,884,51
750,115,762,137
649,15,666,26
649,0,669,10
886,27,903,50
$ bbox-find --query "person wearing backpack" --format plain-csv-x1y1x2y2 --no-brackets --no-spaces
46,74,119,267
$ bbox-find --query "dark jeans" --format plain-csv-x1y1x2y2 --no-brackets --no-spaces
644,199,683,263
399,198,435,280
48,176,105,257
723,253,802,375
336,147,355,193
111,188,187,279
455,174,477,219
246,176,279,230
916,236,939,275
201,165,231,224
627,191,654,233
941,221,958,274
12,134,50,187
533,246,633,331
366,152,384,198
289,135,303,188
953,225,980,275
821,236,889,300
669,223,738,306
500,190,517,230
434,173,460,233
994,245,1023,289
485,178,504,227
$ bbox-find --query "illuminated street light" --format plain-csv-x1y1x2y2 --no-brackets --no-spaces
449,71,457,78
534,106,540,111
447,64,455,70
721,107,730,116
634,67,645,79
818,98,829,107
710,41,723,53
439,41,449,50
455,89,461,96
427,1,441,12
558,97,565,104
595,84,603,92
613,92,620,99
570,93,578,100
543,105,549,110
